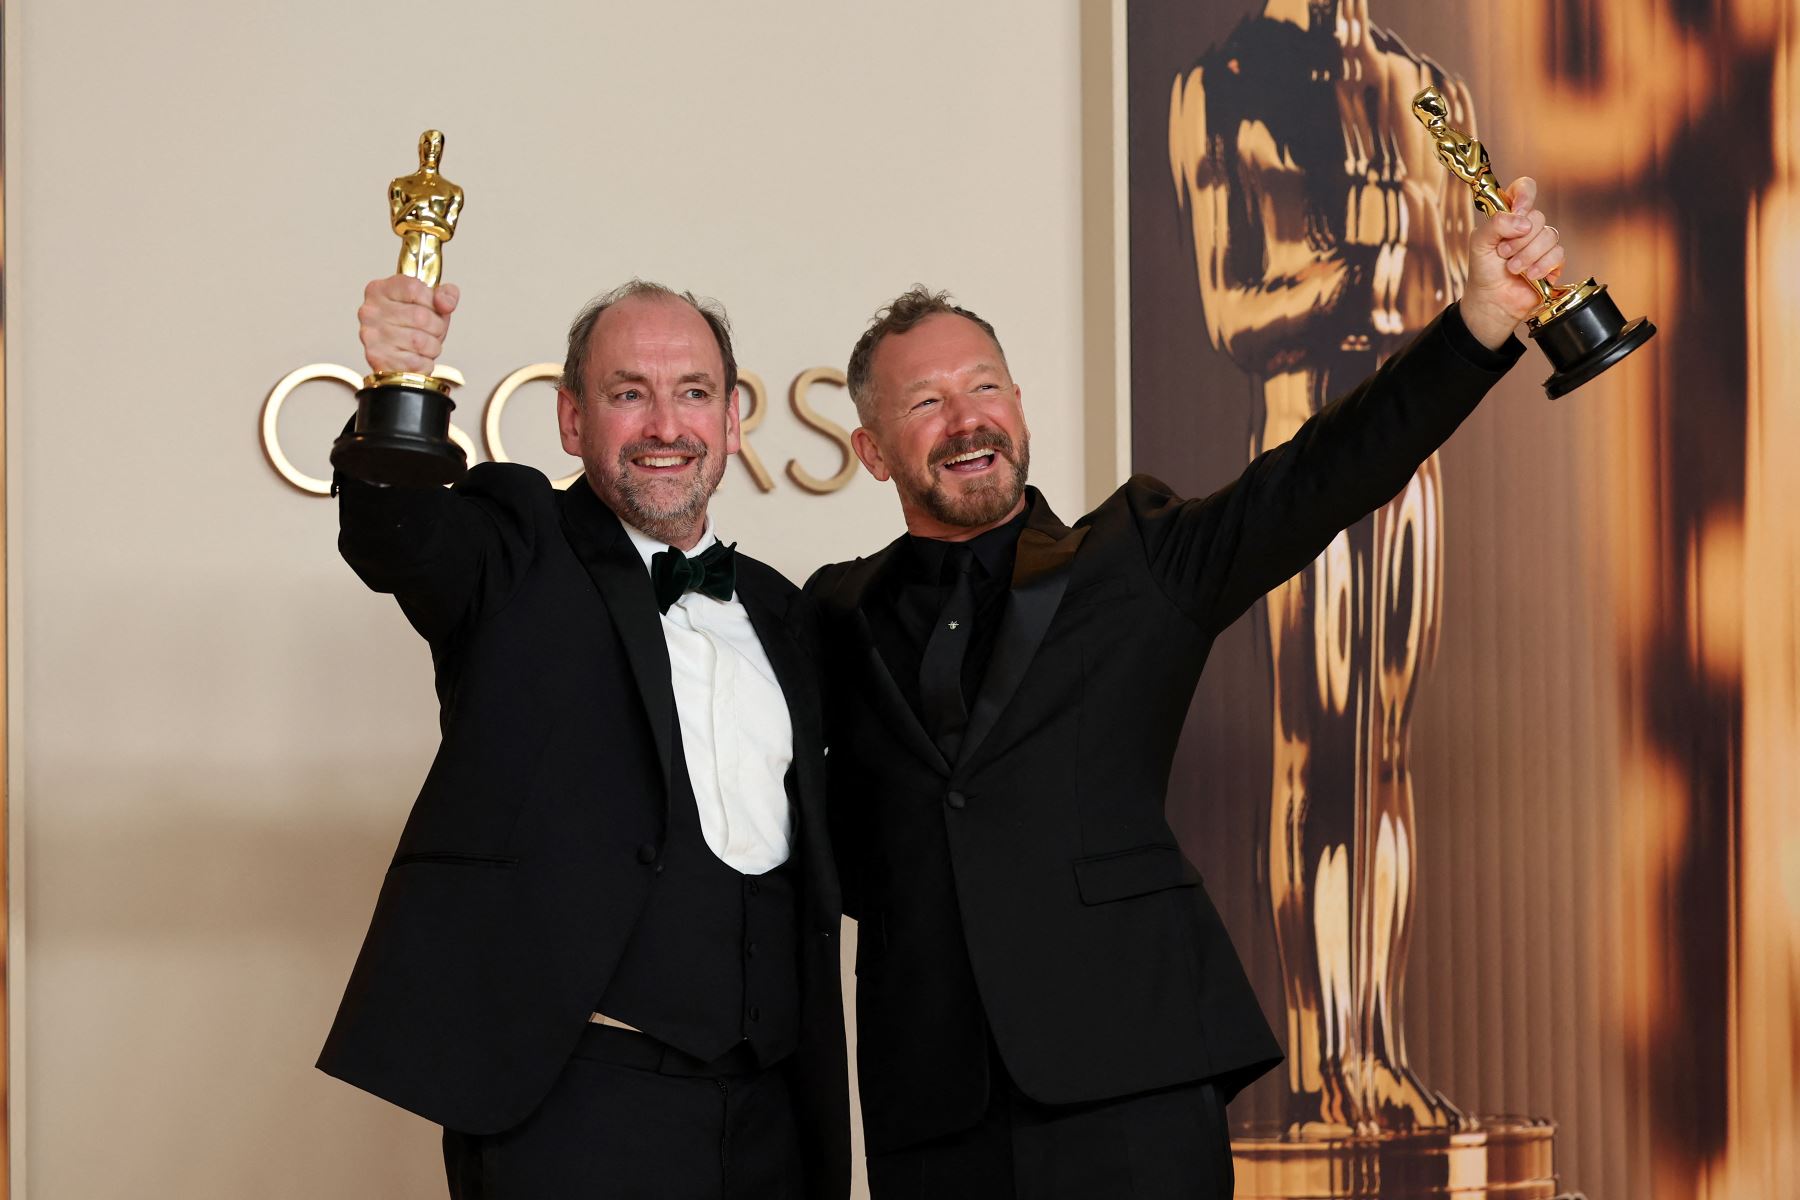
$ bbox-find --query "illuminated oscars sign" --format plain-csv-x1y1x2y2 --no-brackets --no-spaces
261,361,859,497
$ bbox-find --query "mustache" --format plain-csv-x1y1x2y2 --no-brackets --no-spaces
928,431,1014,470
619,437,708,463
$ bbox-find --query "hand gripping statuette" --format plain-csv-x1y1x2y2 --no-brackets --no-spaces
330,130,469,486
1413,87,1655,398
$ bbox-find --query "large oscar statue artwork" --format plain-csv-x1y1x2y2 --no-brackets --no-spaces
1168,2,1564,1195
330,129,468,487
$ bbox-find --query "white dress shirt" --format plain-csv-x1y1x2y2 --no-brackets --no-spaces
620,519,794,875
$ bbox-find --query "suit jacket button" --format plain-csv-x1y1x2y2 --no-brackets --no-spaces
946,791,967,810
635,843,656,864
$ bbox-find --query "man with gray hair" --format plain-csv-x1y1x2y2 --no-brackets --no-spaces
318,274,848,1199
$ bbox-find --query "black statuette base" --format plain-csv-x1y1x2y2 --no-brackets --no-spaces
1531,287,1657,400
330,381,467,487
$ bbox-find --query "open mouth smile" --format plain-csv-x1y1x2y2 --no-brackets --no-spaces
630,453,698,474
939,448,998,475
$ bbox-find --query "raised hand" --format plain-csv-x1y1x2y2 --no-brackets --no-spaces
1459,176,1564,349
358,275,459,377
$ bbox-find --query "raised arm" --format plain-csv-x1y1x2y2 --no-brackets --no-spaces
1136,181,1558,633
336,276,545,642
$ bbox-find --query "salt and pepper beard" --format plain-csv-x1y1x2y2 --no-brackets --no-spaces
896,429,1031,530
593,436,723,545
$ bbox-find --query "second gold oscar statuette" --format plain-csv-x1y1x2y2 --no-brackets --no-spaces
329,130,469,487
1413,86,1656,399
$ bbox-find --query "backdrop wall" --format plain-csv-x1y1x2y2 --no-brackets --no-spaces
8,3,1795,1199
3,2,1091,1196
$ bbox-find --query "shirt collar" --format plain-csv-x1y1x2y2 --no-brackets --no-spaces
619,515,721,576
905,504,1029,584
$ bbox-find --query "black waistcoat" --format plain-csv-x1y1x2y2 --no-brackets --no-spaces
598,724,801,1067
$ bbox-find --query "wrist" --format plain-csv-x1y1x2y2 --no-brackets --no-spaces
1458,298,1518,351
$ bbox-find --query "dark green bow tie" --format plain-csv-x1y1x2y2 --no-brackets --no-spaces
650,540,737,613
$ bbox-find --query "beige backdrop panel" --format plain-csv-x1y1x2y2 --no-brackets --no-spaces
4,2,1090,1196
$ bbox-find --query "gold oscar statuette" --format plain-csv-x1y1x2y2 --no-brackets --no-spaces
329,129,469,487
1413,87,1655,398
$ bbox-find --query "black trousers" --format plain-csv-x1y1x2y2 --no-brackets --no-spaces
867,1041,1235,1200
443,1025,803,1200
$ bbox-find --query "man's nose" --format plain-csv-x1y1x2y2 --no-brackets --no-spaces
641,394,682,442
938,392,986,434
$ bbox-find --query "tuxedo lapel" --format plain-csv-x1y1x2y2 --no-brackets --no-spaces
738,579,816,743
837,542,951,774
958,491,1087,767
559,478,677,798
737,570,823,800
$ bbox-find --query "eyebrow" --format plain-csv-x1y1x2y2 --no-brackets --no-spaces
903,362,1002,395
606,369,719,388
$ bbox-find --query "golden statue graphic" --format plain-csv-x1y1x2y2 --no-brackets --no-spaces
1171,1,1556,1194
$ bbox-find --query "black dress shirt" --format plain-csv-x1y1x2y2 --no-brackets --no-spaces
868,506,1030,722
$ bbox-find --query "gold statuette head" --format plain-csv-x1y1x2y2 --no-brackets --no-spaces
1412,85,1450,130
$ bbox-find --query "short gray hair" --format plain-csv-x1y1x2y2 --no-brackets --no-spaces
561,280,738,401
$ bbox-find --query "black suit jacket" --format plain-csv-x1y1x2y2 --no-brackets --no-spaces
808,309,1521,1153
317,464,849,1199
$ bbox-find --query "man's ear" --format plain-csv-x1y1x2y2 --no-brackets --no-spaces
557,387,582,457
851,426,890,482
724,385,742,456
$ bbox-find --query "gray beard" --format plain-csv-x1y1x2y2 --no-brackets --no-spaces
596,448,723,544
612,479,713,542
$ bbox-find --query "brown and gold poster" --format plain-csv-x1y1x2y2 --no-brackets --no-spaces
1129,1,1799,1196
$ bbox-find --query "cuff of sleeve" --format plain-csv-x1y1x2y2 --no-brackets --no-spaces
330,415,393,496
1442,303,1526,373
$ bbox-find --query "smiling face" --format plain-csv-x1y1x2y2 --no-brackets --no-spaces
557,293,739,549
851,312,1030,541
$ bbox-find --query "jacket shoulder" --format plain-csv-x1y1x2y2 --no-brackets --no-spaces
1071,474,1183,529
455,461,562,515
734,551,803,601
802,557,860,607
1119,473,1180,506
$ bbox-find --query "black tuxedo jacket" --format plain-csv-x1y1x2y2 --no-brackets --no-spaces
808,309,1521,1154
317,464,848,1199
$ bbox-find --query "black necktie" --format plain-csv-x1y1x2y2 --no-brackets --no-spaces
919,544,976,760
650,541,737,613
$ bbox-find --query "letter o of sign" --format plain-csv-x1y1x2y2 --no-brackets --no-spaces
483,363,580,489
261,364,474,495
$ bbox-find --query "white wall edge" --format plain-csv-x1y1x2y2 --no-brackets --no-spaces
6,0,26,1191
1080,0,1133,509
